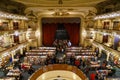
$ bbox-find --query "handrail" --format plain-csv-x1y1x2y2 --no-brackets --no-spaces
28,64,88,80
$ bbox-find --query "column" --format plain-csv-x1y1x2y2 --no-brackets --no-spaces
26,43,30,51
11,51,15,61
19,34,22,43
106,52,110,61
98,47,102,57
20,48,23,55
9,19,13,30
23,33,26,42
79,16,85,46
37,18,42,46
11,35,14,44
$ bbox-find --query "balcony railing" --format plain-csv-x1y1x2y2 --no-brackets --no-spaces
93,41,120,58
28,64,88,80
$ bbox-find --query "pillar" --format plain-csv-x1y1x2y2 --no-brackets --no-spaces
79,16,85,46
20,48,23,55
37,17,42,46
106,52,110,61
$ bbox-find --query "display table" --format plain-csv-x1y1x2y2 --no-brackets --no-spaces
90,61,99,65
96,69,112,79
0,77,15,80
13,59,19,62
6,66,13,70
96,70,111,76
106,78,120,80
90,64,100,68
7,69,21,80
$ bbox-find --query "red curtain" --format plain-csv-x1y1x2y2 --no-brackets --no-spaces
42,23,57,46
42,23,80,46
64,23,80,46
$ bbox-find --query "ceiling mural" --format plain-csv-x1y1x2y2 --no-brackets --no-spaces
96,0,120,14
0,0,26,15
12,0,106,7
12,0,104,17
1,0,120,17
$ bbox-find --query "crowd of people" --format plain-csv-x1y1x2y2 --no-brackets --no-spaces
53,39,71,53
38,53,116,80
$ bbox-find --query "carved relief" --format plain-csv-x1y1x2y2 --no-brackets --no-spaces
85,10,96,28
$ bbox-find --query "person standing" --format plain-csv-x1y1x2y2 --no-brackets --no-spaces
67,40,71,47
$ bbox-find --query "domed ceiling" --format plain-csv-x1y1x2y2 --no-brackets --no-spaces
12,0,107,17
12,0,106,7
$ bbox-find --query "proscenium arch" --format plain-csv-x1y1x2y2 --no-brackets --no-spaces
41,17,80,46
36,14,85,47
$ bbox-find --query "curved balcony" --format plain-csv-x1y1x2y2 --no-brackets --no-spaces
28,64,88,80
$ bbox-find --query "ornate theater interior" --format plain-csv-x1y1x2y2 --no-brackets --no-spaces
0,0,120,80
